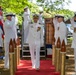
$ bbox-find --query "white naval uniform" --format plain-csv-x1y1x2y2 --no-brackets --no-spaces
53,17,58,41
23,11,30,43
25,22,44,69
12,16,18,39
38,14,44,24
55,21,67,45
70,18,76,71
0,27,3,47
4,18,17,69
0,15,4,47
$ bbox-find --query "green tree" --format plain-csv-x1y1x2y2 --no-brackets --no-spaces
34,0,74,19
0,0,39,26
36,0,71,11
0,0,74,26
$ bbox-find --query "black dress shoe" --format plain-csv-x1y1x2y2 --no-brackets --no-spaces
35,68,40,71
66,56,69,59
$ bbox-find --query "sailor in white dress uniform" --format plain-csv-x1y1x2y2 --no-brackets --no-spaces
25,14,44,70
38,11,44,25
4,13,17,69
54,15,67,45
70,14,76,72
23,7,31,43
53,15,58,43
0,27,3,48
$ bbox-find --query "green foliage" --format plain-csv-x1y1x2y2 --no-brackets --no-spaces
0,0,74,29
56,9,74,19
36,0,71,10
0,0,39,27
36,0,74,19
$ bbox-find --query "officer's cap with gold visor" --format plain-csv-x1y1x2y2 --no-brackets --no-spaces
33,14,39,18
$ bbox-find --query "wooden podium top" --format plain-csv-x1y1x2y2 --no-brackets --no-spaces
45,18,53,24
45,18,55,44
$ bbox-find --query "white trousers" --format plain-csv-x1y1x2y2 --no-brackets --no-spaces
74,48,76,71
29,41,40,69
4,42,9,69
24,28,29,43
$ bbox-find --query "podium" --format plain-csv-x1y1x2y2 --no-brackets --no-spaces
45,18,55,57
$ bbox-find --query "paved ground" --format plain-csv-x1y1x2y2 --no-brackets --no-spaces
65,40,75,75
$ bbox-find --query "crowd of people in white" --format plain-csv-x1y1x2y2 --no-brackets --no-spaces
0,6,76,73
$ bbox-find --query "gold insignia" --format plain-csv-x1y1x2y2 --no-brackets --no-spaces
37,27,41,32
57,27,59,30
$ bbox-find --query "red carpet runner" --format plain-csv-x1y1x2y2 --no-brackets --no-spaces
15,60,60,75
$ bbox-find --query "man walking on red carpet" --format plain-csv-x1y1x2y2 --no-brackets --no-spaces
25,14,44,70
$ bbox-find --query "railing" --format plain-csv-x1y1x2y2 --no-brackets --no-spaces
52,37,66,75
9,38,20,75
